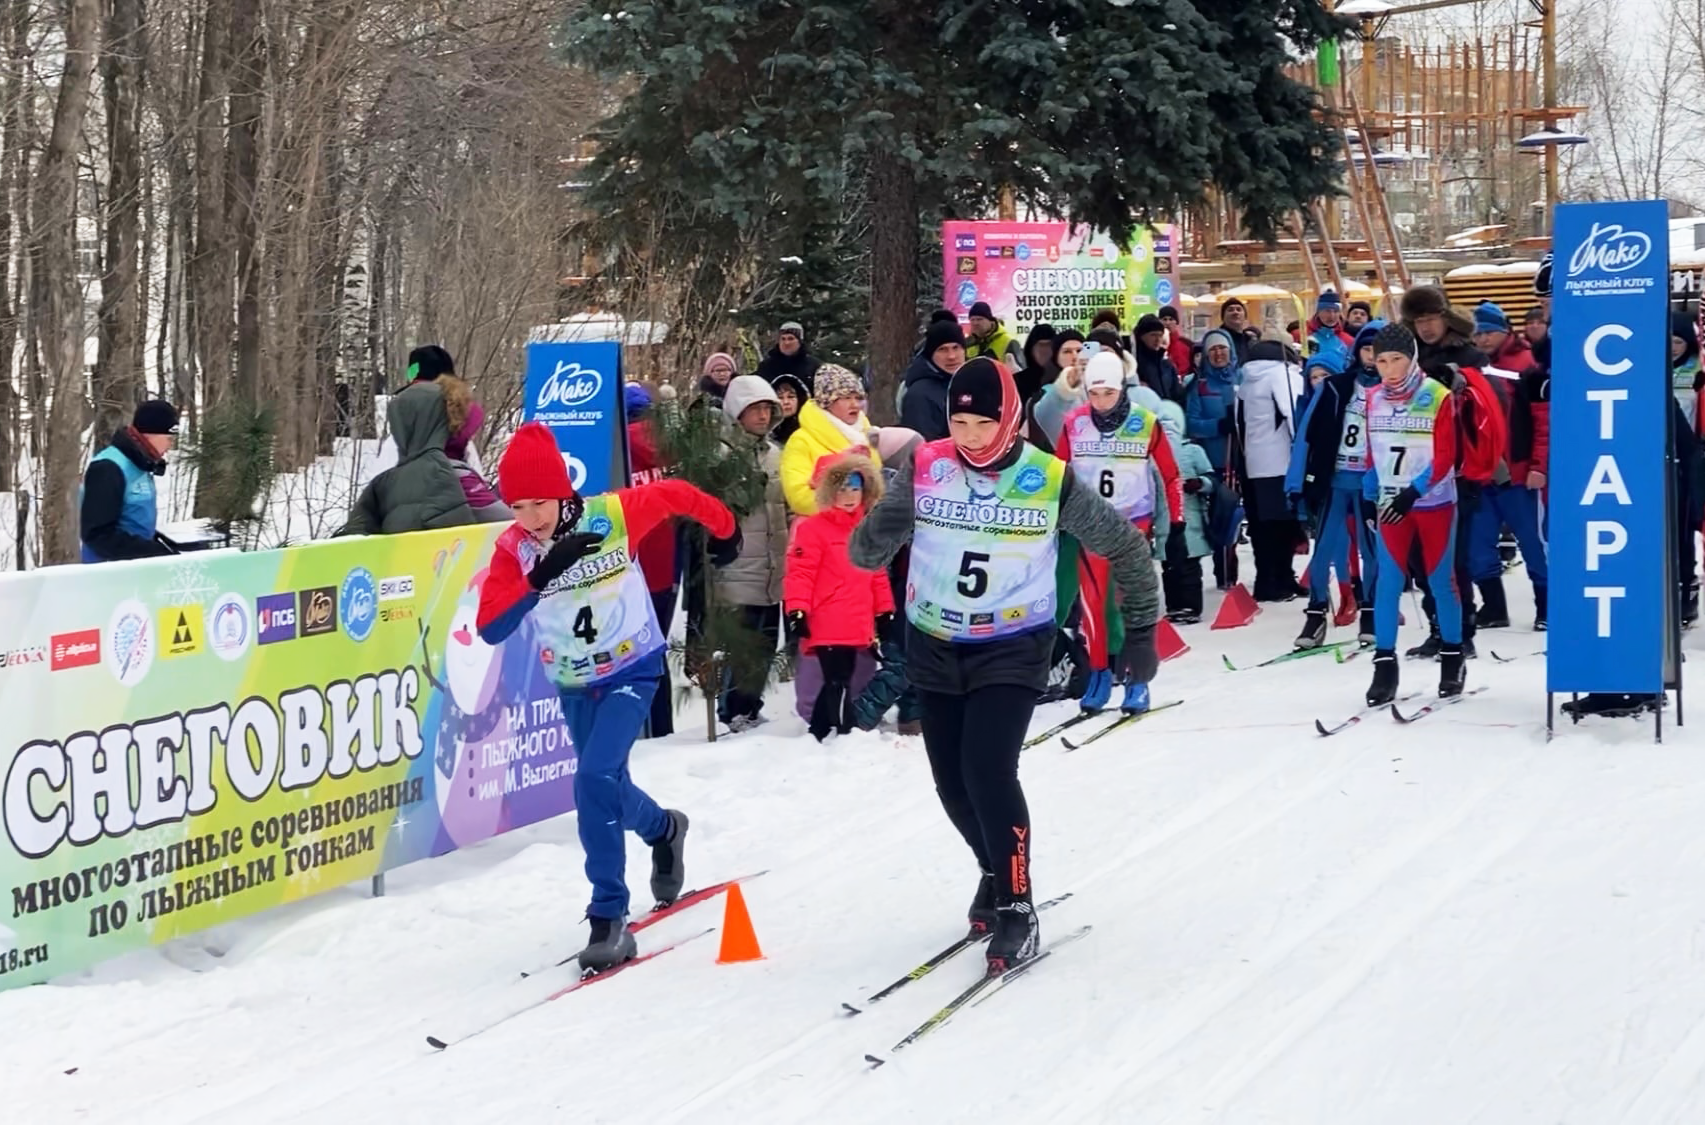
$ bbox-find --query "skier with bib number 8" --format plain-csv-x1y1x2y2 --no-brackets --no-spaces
477,422,738,975
850,357,1160,974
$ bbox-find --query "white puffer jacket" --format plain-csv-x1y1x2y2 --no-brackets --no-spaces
1236,344,1304,481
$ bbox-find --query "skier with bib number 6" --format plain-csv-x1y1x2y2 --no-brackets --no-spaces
850,357,1160,974
477,422,739,975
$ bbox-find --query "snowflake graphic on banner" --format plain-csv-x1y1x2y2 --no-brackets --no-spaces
158,557,220,612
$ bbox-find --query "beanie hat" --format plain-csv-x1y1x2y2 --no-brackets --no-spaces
947,358,1023,470
812,364,865,409
1159,305,1181,320
133,399,179,435
1084,352,1126,393
1399,285,1450,322
1135,313,1165,338
1372,322,1419,364
1307,343,1349,378
928,308,959,325
408,344,454,382
1316,290,1342,311
968,301,995,320
1349,300,1373,316
498,421,573,504
1219,297,1246,317
1090,308,1122,331
1474,301,1510,335
778,321,804,340
702,352,737,379
924,318,967,362
624,382,652,418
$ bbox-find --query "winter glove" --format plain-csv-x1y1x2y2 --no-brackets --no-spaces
528,531,604,591
874,611,897,645
707,527,743,568
785,609,810,643
1118,623,1159,686
1183,477,1205,494
1380,484,1421,525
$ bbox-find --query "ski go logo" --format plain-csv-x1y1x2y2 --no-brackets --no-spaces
1567,222,1653,279
534,361,603,412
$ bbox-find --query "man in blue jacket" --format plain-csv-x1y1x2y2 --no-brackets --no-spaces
1286,321,1385,648
80,400,179,563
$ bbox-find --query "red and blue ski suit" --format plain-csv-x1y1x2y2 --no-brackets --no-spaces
477,481,734,920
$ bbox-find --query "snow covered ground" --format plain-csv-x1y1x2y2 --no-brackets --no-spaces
7,575,1705,1125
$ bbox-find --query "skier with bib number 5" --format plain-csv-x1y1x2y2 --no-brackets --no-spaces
850,357,1161,973
477,422,739,975
1361,324,1466,708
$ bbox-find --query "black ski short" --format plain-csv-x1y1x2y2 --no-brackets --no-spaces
916,685,1039,903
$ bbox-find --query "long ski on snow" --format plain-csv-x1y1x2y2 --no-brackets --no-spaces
1490,649,1544,664
430,927,715,1049
1222,642,1352,672
1022,710,1103,751
1391,686,1488,723
841,893,1074,1016
1060,701,1183,750
519,870,767,978
1314,693,1423,736
863,924,1094,1069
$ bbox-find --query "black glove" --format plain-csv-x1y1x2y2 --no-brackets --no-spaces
708,527,743,568
1380,485,1421,525
875,611,897,644
785,610,810,643
1183,477,1205,494
1218,414,1237,436
1118,624,1159,686
528,531,603,591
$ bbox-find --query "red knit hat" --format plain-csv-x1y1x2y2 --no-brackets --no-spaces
499,422,573,504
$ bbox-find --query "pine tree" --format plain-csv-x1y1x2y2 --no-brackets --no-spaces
179,399,279,549
563,1,1342,414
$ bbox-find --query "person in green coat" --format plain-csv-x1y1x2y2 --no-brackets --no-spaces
339,379,476,535
1156,400,1214,623
965,301,1023,369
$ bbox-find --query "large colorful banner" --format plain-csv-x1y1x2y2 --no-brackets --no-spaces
941,221,1180,336
1547,200,1671,695
0,527,578,990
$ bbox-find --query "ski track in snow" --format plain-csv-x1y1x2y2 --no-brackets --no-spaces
13,575,1705,1124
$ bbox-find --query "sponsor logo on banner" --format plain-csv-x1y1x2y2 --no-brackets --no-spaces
105,599,154,687
1568,222,1652,279
956,255,977,276
379,605,416,623
256,593,296,645
298,587,337,638
0,644,45,668
158,605,203,657
208,594,251,661
378,575,415,601
50,629,100,671
954,233,977,251
534,361,603,411
340,568,377,643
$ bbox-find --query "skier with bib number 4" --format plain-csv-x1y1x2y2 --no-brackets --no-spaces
477,422,739,975
1361,324,1466,708
850,357,1160,974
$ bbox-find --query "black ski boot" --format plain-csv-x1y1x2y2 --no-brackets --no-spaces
647,809,689,908
1439,644,1466,698
1534,585,1548,632
1294,603,1329,650
577,913,638,975
1358,606,1376,648
1562,693,1662,721
985,897,1039,974
967,870,997,936
1475,578,1511,629
1366,650,1399,707
1406,627,1441,660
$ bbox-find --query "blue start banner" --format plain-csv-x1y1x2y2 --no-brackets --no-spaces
522,340,627,496
1546,200,1671,695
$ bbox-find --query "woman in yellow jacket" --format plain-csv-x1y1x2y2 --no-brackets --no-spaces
780,364,882,516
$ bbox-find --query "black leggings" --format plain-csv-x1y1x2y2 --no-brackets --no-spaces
917,685,1038,902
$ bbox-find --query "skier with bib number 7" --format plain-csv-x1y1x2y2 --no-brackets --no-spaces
850,357,1160,974
477,422,739,975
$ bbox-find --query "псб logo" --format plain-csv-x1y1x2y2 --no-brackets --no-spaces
535,360,603,411
1568,222,1653,277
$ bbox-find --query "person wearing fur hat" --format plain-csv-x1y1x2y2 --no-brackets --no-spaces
850,356,1159,973
1361,324,1467,707
80,399,181,562
715,376,791,730
780,364,881,515
476,422,739,975
783,451,895,740
900,318,968,440
1054,350,1180,712
1286,323,1385,649
754,320,822,392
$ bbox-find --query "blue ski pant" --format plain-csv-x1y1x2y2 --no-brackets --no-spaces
1308,487,1378,602
1469,483,1548,588
1374,504,1460,651
561,673,670,920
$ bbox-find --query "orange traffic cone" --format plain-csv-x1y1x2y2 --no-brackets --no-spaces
716,882,765,964
1210,583,1260,630
1156,617,1190,662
